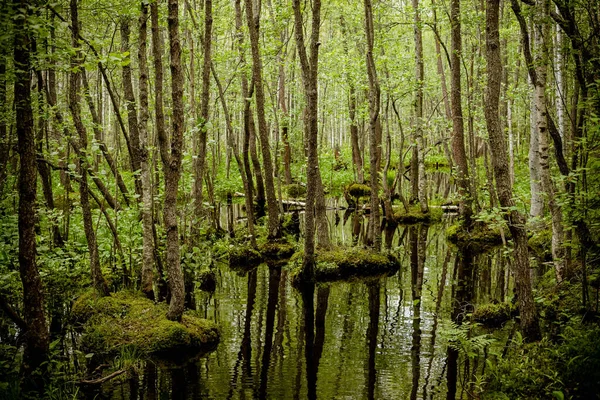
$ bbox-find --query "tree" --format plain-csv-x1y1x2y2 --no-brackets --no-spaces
292,0,322,281
364,0,382,249
450,0,472,222
244,0,281,239
14,0,49,385
485,0,540,342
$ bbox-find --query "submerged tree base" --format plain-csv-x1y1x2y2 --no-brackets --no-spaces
71,290,219,360
446,221,505,253
228,245,262,270
290,247,400,285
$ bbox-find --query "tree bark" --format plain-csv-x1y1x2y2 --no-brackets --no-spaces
192,0,212,228
138,1,154,299
69,0,109,296
120,19,142,197
244,0,280,239
412,0,428,213
14,1,50,383
364,0,382,249
292,0,323,280
485,0,540,342
450,0,472,222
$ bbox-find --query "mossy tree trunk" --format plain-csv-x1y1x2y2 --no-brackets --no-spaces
14,0,50,386
485,0,541,342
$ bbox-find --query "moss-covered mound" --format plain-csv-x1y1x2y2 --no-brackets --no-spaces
393,205,443,224
528,229,552,262
347,183,371,198
260,240,296,260
446,222,505,252
290,248,400,284
197,267,217,292
228,245,262,269
71,290,219,359
284,183,307,198
472,302,516,327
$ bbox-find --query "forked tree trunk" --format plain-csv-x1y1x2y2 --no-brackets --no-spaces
485,0,541,342
14,1,50,384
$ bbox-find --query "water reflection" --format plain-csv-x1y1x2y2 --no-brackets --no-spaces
104,217,513,399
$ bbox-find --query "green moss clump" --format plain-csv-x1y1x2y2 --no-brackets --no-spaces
528,229,552,262
393,205,443,224
260,241,296,260
290,248,400,284
446,222,505,253
197,268,216,292
229,245,262,269
472,302,516,327
74,290,219,360
347,183,371,199
284,183,307,198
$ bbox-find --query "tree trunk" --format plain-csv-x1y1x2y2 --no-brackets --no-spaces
292,0,323,280
69,0,109,296
364,0,381,249
413,0,428,213
485,0,540,342
14,2,50,384
450,0,472,222
138,1,154,299
244,0,280,239
192,0,213,229
120,19,142,197
533,0,565,282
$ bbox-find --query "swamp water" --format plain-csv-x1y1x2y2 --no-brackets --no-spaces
103,210,512,399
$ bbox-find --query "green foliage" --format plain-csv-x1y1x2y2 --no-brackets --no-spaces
73,290,219,359
484,323,600,399
528,229,552,262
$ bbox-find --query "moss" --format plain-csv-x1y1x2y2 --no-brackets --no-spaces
284,183,307,198
260,240,296,260
393,205,443,224
472,302,516,327
290,247,400,284
74,290,219,360
228,245,262,269
446,222,505,253
347,183,371,199
528,229,552,262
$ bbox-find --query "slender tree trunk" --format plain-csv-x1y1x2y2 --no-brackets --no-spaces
340,15,364,184
69,0,109,296
138,1,154,299
192,0,212,229
292,0,322,280
413,0,428,213
14,1,49,384
81,71,130,205
120,18,142,197
244,0,280,239
450,0,472,222
364,0,381,249
485,0,540,341
533,0,565,282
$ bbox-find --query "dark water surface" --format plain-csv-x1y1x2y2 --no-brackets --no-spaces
106,210,509,399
